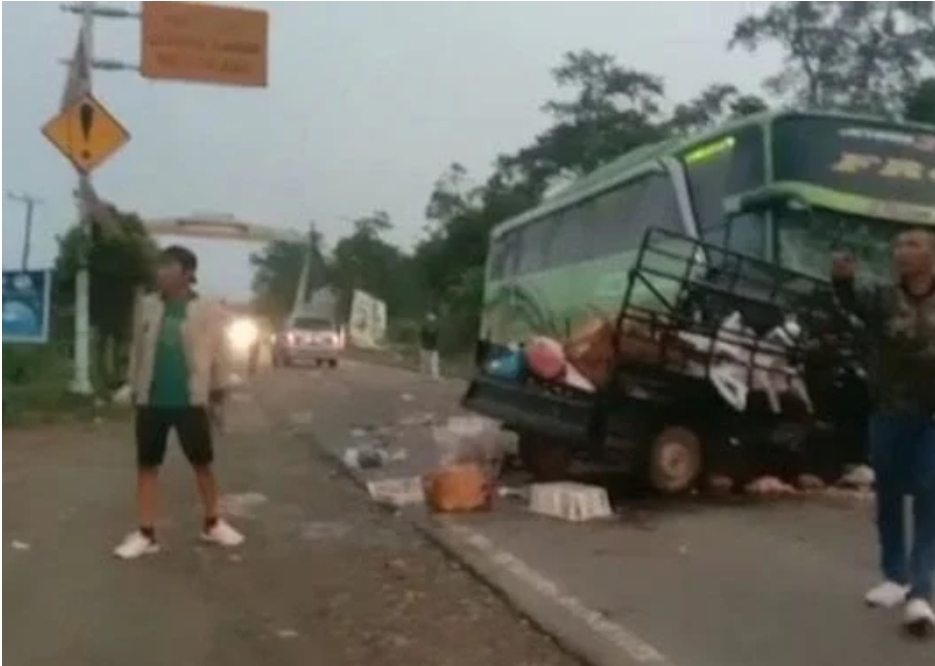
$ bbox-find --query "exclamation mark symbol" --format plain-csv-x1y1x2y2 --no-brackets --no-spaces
78,102,94,161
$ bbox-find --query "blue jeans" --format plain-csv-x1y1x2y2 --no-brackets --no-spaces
869,409,935,601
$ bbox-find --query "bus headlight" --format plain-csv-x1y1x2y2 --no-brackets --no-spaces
227,317,259,352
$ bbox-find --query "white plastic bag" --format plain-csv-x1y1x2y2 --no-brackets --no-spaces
431,416,504,478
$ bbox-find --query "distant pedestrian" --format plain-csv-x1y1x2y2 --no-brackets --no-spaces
114,245,245,560
419,313,440,380
832,230,935,636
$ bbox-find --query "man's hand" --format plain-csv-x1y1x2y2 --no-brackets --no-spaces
208,389,228,432
830,250,857,281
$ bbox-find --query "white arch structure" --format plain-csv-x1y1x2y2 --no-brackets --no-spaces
143,215,306,244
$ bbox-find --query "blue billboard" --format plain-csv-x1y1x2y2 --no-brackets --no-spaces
2,269,51,344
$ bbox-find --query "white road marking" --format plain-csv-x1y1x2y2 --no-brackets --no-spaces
445,523,675,665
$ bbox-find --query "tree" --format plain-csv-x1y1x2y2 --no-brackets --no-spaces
330,212,423,320
730,2,935,116
250,230,323,325
905,77,935,124
520,49,669,180
54,206,159,385
668,83,770,135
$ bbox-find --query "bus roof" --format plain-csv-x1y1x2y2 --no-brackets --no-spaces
490,108,934,240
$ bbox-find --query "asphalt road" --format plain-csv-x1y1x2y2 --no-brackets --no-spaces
261,358,934,666
2,368,577,666
5,358,933,666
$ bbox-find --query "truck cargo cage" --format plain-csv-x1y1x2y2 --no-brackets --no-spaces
607,227,863,415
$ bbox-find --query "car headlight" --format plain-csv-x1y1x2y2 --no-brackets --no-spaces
227,317,259,351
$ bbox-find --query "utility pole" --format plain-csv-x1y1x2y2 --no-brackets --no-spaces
6,191,43,271
58,1,138,396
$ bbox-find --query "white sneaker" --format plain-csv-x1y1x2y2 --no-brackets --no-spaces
904,599,935,636
865,581,909,608
114,530,160,560
201,519,245,547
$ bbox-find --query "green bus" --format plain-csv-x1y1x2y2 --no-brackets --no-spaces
480,110,935,345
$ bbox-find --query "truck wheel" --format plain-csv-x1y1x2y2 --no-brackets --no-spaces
518,435,572,482
328,359,338,368
648,426,703,494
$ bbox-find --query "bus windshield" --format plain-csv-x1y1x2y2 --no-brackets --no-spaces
775,205,903,284
771,115,935,216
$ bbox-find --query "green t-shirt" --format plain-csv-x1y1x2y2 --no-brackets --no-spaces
149,298,191,407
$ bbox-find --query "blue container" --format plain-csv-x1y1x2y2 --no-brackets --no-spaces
485,348,525,381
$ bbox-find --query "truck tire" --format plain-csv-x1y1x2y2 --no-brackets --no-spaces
518,434,572,482
648,426,703,494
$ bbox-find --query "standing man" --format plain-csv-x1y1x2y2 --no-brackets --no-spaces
833,230,935,635
114,245,244,560
419,312,440,380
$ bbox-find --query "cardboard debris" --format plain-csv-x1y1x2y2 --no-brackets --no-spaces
366,477,426,507
529,482,613,522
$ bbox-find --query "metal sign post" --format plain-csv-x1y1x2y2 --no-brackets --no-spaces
45,2,135,395
73,3,95,396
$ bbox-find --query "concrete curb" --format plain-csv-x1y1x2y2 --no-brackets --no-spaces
308,435,676,666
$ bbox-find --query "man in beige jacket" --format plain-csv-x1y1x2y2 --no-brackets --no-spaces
115,245,244,559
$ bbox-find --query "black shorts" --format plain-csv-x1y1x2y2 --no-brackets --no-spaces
135,406,214,468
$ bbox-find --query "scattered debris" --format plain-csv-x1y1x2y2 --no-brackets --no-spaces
706,474,734,495
744,476,796,496
797,473,825,491
228,553,243,563
218,492,268,518
366,477,426,508
299,521,353,541
838,464,874,489
497,486,527,500
425,463,493,513
528,482,613,522
342,445,407,470
275,629,299,639
397,412,436,427
432,416,503,473
400,393,415,402
11,540,30,551
289,411,315,427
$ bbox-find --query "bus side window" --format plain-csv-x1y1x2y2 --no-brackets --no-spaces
488,230,519,280
630,174,682,235
550,207,590,267
515,219,549,275
587,181,646,259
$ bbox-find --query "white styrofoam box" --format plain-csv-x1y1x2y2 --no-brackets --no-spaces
528,482,613,522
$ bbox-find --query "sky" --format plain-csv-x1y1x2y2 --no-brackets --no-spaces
2,0,781,299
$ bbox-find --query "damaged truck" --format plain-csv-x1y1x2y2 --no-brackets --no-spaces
462,109,935,493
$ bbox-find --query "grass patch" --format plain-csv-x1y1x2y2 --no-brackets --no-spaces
2,343,131,428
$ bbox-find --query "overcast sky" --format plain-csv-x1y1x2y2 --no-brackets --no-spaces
2,1,780,298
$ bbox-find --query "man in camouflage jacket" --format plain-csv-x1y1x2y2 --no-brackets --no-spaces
831,229,935,636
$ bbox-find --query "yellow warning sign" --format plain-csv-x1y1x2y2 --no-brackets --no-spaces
41,94,130,173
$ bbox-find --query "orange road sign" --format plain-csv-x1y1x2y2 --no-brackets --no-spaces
140,1,269,88
41,93,130,174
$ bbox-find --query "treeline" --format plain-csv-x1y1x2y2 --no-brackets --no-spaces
35,1,935,382
250,2,935,354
